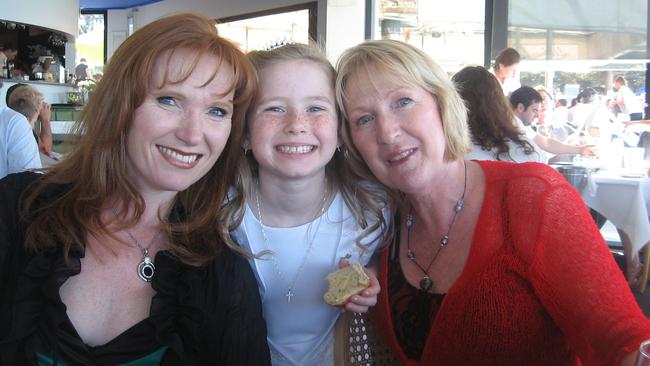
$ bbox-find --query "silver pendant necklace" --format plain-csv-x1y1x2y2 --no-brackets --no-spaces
255,181,328,303
124,229,159,282
406,161,467,292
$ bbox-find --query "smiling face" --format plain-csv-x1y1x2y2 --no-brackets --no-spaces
247,59,338,182
343,65,447,194
125,51,235,196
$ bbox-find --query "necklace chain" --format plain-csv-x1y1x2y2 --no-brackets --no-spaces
406,161,467,292
111,207,160,282
255,181,329,303
124,230,159,258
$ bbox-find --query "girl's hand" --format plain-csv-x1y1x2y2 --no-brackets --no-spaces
338,258,380,313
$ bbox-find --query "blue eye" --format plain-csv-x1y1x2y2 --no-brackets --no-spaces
357,114,374,126
157,96,176,106
208,107,228,118
265,106,285,113
307,105,326,113
397,98,413,107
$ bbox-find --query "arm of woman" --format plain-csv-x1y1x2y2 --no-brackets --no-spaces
519,168,650,365
215,251,271,365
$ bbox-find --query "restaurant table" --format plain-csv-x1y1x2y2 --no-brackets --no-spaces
579,168,650,292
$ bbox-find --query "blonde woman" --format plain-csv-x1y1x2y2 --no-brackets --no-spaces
336,39,650,365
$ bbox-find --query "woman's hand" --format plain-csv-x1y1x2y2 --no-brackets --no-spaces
338,258,380,313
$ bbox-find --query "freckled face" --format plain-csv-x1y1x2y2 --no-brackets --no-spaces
125,51,235,196
343,66,448,194
247,60,338,182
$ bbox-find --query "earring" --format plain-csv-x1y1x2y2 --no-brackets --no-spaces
336,145,341,153
242,141,251,154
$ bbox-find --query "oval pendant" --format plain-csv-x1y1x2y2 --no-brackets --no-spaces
419,276,432,292
137,256,155,282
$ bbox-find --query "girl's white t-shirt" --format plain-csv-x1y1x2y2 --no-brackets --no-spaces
232,192,384,366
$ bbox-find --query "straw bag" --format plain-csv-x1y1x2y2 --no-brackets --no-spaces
333,311,402,366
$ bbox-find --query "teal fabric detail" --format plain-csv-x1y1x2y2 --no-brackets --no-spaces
35,346,167,366
120,346,168,365
36,352,69,366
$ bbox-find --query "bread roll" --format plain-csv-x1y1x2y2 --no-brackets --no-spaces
323,262,370,306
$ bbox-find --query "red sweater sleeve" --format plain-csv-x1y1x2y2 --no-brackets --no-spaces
518,166,650,365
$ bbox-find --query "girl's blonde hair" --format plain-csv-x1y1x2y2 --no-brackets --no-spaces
236,43,388,251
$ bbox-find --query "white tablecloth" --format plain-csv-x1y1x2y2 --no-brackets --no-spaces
581,170,650,254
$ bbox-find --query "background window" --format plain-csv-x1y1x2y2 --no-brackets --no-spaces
373,0,486,72
509,0,648,101
76,10,106,77
217,3,316,52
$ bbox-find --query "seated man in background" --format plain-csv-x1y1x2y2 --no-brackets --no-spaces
6,83,53,157
511,86,595,162
7,84,60,166
0,80,41,178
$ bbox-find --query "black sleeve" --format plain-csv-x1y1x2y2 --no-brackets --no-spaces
0,172,39,364
201,248,271,366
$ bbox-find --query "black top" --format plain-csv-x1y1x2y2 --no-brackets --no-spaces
0,172,271,365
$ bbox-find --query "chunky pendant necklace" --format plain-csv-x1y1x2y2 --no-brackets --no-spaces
255,181,328,303
111,208,160,282
406,161,467,292
124,229,159,282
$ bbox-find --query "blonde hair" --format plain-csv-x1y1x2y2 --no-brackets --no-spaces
7,85,43,124
238,43,388,250
22,13,257,265
336,39,471,166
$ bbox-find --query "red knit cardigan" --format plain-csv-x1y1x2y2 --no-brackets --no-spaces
373,160,650,366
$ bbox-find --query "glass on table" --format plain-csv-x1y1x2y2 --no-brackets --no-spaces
637,339,650,366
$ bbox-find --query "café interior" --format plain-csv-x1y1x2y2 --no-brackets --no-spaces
1,0,650,312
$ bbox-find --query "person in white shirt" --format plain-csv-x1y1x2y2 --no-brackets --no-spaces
7,84,60,166
510,86,595,162
491,47,521,96
613,75,643,121
453,65,542,163
231,44,387,366
0,80,41,178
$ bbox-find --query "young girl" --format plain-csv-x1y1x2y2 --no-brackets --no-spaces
231,44,388,365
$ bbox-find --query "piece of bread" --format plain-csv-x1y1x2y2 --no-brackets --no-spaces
323,262,370,306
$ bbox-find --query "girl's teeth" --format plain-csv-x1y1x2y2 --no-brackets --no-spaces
277,145,313,154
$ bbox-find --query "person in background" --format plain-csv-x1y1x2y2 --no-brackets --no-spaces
335,38,650,365
0,13,270,365
0,45,17,76
452,65,541,162
7,84,60,166
555,98,569,127
93,72,103,83
492,47,521,95
613,75,643,121
566,87,613,143
74,57,91,81
535,86,574,142
511,86,595,162
0,80,41,178
232,43,386,366
6,83,54,156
